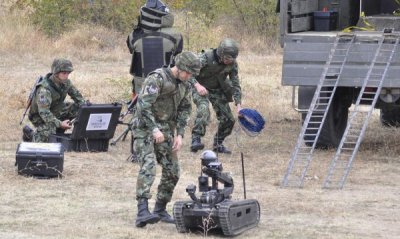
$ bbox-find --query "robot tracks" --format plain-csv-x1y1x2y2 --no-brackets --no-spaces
173,199,260,236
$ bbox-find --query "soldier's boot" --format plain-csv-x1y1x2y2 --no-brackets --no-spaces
22,125,33,142
153,200,175,224
213,139,232,154
190,136,204,152
135,198,160,227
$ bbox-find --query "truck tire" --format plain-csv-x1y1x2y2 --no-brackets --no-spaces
380,108,400,127
302,89,350,148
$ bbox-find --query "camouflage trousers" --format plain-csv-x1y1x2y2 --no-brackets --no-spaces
191,89,235,142
133,129,180,203
29,102,80,142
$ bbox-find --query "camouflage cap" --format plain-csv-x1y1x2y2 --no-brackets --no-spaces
216,38,239,59
51,58,73,74
175,52,201,76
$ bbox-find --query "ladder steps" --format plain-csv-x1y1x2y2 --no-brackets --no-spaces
282,33,357,188
362,92,376,95
321,84,336,87
323,34,400,189
312,109,328,112
297,149,312,153
319,91,334,93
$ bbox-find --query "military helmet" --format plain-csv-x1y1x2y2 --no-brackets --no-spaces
51,58,73,74
140,0,170,30
216,38,239,60
145,0,168,12
175,52,201,76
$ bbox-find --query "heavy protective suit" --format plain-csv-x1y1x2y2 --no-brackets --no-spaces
127,0,183,94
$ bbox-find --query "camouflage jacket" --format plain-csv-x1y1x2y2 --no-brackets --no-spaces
133,66,191,137
29,73,85,127
190,49,241,105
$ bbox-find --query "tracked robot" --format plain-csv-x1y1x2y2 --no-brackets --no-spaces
173,150,260,236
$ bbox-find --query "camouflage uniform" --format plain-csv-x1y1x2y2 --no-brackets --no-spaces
132,66,192,202
190,47,241,149
28,60,85,142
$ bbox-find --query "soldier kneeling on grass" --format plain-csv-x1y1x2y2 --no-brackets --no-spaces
23,58,86,143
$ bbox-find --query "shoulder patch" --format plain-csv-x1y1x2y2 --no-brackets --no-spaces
145,84,159,95
39,94,48,105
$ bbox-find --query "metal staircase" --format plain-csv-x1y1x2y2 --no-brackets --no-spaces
323,33,400,189
282,33,356,187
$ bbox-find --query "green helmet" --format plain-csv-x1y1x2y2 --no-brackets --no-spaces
216,38,239,60
51,58,74,74
175,52,201,76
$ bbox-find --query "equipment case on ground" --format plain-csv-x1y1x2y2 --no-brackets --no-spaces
15,142,64,178
49,103,121,152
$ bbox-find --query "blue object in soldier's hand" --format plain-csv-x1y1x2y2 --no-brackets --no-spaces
238,108,266,136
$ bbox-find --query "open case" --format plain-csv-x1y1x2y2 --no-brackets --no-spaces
49,103,122,152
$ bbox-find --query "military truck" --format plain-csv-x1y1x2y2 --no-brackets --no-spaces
279,0,400,148
279,0,400,188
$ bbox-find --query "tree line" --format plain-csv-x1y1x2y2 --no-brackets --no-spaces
11,0,278,38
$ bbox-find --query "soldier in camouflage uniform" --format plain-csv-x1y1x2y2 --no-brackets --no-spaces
24,58,85,142
132,52,201,227
190,38,242,154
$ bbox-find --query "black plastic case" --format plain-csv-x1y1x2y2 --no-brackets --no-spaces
16,142,64,178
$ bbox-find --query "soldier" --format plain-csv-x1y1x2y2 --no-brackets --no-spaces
126,0,183,162
132,52,201,227
190,38,242,154
23,58,85,142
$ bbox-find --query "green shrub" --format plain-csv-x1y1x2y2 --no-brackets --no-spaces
12,0,141,37
10,0,279,51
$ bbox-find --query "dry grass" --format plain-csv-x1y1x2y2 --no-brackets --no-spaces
1,10,400,239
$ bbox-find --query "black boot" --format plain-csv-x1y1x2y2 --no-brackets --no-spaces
213,139,232,154
135,198,160,227
153,200,175,224
190,136,204,152
22,125,33,142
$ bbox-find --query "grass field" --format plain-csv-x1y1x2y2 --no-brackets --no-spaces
1,11,399,239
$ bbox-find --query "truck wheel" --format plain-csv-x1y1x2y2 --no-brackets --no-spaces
380,108,400,127
302,91,349,148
